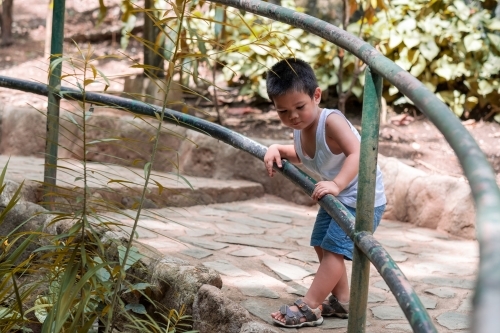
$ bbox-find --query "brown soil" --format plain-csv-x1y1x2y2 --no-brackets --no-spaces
1,0,499,185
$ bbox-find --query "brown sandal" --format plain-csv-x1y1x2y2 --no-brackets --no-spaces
272,299,324,328
321,295,349,318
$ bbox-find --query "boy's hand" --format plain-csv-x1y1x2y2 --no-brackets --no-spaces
312,181,340,200
264,145,282,177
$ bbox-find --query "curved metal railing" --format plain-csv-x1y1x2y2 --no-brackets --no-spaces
0,75,433,332
1,0,499,332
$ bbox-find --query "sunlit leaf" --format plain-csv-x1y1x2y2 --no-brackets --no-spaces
125,303,147,315
488,33,500,52
214,6,225,38
419,38,439,61
118,245,144,271
464,33,483,52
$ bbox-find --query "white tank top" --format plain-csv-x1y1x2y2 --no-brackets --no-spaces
293,108,387,208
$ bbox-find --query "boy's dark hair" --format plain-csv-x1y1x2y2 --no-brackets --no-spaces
266,58,318,101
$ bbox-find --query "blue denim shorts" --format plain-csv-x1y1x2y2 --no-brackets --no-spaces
310,204,386,261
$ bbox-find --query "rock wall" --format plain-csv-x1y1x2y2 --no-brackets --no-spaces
0,106,478,239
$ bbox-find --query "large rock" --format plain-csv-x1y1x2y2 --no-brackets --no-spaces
0,105,187,172
150,258,223,314
0,106,77,158
192,284,252,333
0,179,55,261
379,156,476,239
178,130,316,206
68,113,187,172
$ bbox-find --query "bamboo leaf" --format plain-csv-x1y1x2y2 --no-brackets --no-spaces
125,303,147,314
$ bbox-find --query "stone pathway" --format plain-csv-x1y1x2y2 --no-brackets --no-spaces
114,195,477,333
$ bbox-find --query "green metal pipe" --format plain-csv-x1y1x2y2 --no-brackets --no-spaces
207,2,500,332
348,68,382,333
0,75,437,332
44,0,66,209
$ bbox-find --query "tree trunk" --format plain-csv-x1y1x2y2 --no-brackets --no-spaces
44,0,53,60
143,0,164,79
1,0,14,46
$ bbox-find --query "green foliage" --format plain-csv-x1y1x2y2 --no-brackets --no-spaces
160,0,499,120
362,0,500,118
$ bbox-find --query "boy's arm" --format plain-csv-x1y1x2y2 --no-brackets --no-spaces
264,144,300,177
312,114,360,200
325,114,360,191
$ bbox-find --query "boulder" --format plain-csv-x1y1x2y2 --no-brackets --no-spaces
0,105,77,158
178,130,316,206
150,258,223,314
192,284,252,333
379,156,476,239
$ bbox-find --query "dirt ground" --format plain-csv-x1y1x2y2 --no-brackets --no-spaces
1,0,499,185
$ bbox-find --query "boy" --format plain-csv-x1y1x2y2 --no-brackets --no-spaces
264,58,386,328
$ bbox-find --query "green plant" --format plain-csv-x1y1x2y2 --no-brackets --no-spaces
360,0,500,120
0,161,38,332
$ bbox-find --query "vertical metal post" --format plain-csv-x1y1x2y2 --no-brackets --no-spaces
44,0,65,209
347,67,383,333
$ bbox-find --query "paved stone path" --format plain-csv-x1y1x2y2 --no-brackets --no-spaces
113,195,477,333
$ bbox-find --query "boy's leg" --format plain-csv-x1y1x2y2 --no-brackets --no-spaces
314,246,349,303
272,249,345,324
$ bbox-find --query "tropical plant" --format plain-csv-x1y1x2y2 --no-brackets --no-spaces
359,0,500,120
1,0,226,331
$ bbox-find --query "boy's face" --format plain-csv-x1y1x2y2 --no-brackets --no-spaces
273,87,321,130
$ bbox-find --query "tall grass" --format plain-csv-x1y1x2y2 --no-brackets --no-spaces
0,0,292,331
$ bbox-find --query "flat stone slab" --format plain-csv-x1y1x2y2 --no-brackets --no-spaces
457,294,473,313
373,280,391,292
377,239,408,248
215,236,296,250
242,299,275,326
286,285,308,297
420,295,437,309
422,277,475,289
234,280,280,299
386,249,408,262
178,236,228,250
295,239,311,247
385,323,413,332
414,262,475,276
119,225,158,239
404,232,434,242
1,156,264,208
251,213,292,224
185,228,216,237
320,319,348,329
181,248,212,259
370,305,405,320
266,210,305,219
216,222,265,235
262,259,314,281
282,227,312,239
408,227,449,239
263,235,286,243
225,216,282,229
199,208,228,216
379,220,405,228
230,247,265,257
368,292,386,303
286,251,319,263
215,204,254,213
203,260,251,277
436,311,470,330
424,287,456,298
